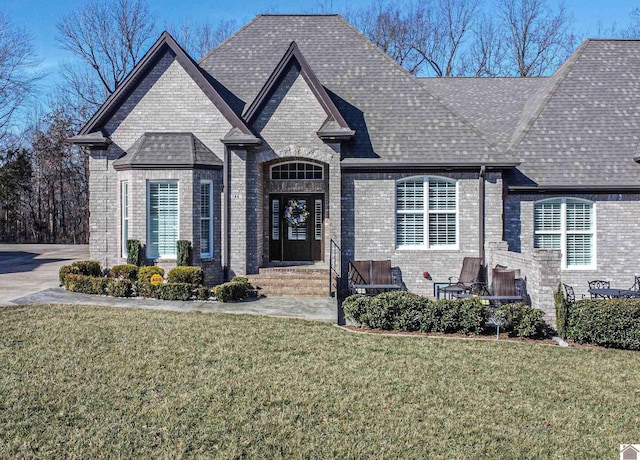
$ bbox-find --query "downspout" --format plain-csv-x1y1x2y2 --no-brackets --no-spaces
479,165,486,264
223,146,231,281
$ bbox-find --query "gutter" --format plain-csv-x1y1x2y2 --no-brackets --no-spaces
341,161,520,171
223,147,231,281
479,165,486,265
508,185,640,193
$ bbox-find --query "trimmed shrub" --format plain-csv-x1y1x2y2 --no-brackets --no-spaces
59,264,80,285
106,279,133,297
554,283,568,338
177,240,192,267
156,283,192,301
195,286,213,301
64,274,108,295
343,293,485,334
167,266,204,286
60,260,102,286
566,299,640,350
214,281,248,302
127,239,142,266
231,276,250,285
497,303,549,339
109,264,138,282
136,282,158,298
138,266,165,284
72,260,102,277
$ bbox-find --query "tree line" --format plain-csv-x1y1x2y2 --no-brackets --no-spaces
0,0,638,243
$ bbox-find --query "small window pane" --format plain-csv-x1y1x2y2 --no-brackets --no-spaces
397,180,424,211
429,179,456,211
271,162,323,180
567,234,592,266
566,201,592,231
534,234,561,249
428,213,456,246
534,202,561,231
396,213,424,246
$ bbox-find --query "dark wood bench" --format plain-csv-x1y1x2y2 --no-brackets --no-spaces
348,260,402,295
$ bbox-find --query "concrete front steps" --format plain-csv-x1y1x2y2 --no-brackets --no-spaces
245,267,331,297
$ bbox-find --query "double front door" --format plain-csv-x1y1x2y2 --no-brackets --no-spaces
269,194,323,261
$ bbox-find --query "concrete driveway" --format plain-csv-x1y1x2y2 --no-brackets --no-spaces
0,244,89,305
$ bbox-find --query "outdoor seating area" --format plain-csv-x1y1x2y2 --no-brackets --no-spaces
563,277,640,301
348,260,402,295
453,264,526,306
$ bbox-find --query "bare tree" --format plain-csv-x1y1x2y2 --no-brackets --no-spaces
167,19,238,59
498,0,575,77
0,13,40,144
56,0,155,109
347,0,478,77
468,15,507,77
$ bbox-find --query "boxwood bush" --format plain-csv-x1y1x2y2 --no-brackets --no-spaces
214,280,248,302
497,303,549,339
109,264,138,282
59,260,102,285
64,274,108,295
195,286,213,301
106,279,133,297
566,299,640,350
343,293,547,338
167,266,204,286
155,283,193,301
137,266,165,284
343,292,486,334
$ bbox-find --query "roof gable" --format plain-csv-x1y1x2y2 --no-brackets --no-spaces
77,31,254,138
243,41,354,139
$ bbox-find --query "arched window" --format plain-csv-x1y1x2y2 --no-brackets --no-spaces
270,161,323,180
396,176,457,249
534,198,595,269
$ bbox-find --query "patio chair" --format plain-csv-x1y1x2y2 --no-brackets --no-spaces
562,284,576,304
491,268,516,297
440,257,483,297
630,276,640,292
348,260,401,295
588,280,610,298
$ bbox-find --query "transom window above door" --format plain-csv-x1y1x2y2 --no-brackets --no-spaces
271,161,323,180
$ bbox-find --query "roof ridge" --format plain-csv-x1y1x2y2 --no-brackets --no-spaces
334,15,499,153
505,40,591,154
198,16,261,63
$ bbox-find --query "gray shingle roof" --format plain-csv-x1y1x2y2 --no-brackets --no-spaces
113,133,223,169
200,14,500,165
419,77,546,152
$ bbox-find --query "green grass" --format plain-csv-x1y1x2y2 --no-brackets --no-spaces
1,305,638,459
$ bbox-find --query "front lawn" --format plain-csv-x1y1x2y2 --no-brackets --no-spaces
1,305,638,458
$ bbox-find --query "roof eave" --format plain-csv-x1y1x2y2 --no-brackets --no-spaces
68,133,112,149
341,161,520,171
113,163,223,171
317,129,355,141
508,184,640,193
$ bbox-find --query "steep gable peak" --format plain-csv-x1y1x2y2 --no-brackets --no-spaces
243,41,354,138
76,30,254,139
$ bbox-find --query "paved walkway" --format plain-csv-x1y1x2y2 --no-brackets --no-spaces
0,244,337,322
11,288,337,322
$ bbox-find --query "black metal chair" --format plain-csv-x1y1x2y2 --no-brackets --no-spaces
588,280,610,298
630,276,640,292
563,283,576,304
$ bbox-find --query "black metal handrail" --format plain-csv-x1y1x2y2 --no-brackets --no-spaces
329,239,341,297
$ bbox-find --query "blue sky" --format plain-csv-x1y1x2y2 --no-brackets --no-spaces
3,0,640,88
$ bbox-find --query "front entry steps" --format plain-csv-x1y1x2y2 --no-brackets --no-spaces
245,266,330,297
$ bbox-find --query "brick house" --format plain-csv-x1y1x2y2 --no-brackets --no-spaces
71,14,640,321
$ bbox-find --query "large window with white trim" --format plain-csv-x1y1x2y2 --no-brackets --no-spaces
121,181,129,257
200,180,213,258
396,177,457,249
534,198,595,269
147,181,178,259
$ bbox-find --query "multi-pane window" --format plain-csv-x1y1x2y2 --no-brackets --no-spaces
147,181,178,258
121,181,129,257
271,162,323,180
396,177,457,249
534,198,595,268
200,181,213,258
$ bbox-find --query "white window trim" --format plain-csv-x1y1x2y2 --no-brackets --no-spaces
200,180,213,259
121,181,129,258
270,161,324,181
534,198,596,270
147,180,179,260
396,176,459,251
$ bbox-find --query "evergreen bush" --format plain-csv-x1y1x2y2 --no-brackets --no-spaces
177,240,192,267
126,240,142,266
109,264,139,282
167,266,204,286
